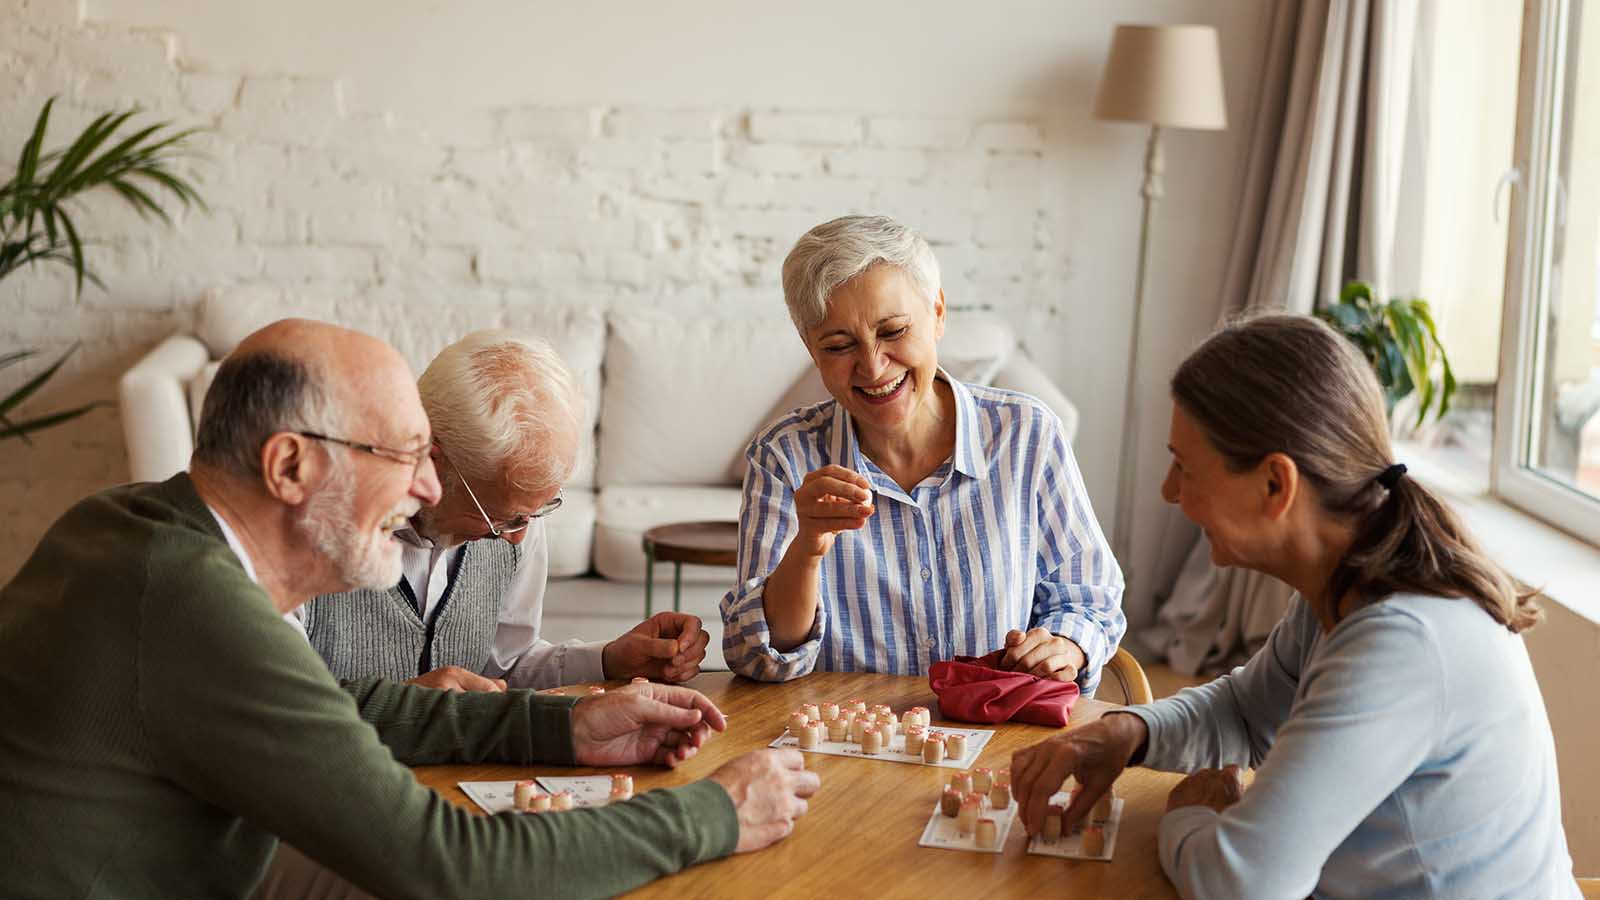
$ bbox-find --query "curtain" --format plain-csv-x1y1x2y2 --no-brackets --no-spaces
1137,0,1427,674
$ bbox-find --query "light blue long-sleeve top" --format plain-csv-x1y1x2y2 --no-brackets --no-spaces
1122,592,1577,899
719,373,1125,690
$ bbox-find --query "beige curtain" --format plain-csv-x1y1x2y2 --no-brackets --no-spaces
1139,0,1426,674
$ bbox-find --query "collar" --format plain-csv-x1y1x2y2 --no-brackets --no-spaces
396,524,431,550
828,367,984,482
203,501,311,637
204,505,260,586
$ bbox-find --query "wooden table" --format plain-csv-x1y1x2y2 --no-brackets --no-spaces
640,520,738,616
413,672,1181,898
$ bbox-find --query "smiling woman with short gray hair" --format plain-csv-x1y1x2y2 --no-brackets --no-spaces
720,214,1127,689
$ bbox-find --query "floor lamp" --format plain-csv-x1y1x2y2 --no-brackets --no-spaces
1093,24,1228,567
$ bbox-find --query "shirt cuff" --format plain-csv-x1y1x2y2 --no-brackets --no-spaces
1037,610,1112,695
1116,701,1182,772
559,640,610,684
719,580,824,682
496,640,610,690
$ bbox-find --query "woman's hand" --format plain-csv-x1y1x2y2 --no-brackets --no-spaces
997,628,1086,682
1012,711,1147,835
1166,765,1245,813
791,465,874,559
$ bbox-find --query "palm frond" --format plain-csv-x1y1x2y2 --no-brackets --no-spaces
0,97,206,295
0,349,38,369
0,99,207,445
0,343,81,418
0,402,105,444
12,99,55,206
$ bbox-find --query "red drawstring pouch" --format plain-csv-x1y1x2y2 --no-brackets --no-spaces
927,651,1080,726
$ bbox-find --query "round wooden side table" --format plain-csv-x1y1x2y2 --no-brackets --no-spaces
640,520,739,616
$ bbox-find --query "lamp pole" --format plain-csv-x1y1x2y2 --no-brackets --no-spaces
1111,124,1164,566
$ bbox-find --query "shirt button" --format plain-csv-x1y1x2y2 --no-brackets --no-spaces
923,637,935,649
921,566,932,580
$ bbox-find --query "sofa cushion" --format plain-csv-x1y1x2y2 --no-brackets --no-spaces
545,487,595,578
940,311,1016,362
194,287,319,359
598,311,813,486
191,291,605,488
593,485,743,584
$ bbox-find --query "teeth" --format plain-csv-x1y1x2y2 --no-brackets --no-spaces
860,374,906,398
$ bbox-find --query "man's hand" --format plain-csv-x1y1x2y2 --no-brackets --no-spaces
1011,711,1147,836
791,465,874,559
1166,765,1245,813
602,612,711,682
997,628,1086,682
571,682,727,768
405,666,507,693
706,749,821,853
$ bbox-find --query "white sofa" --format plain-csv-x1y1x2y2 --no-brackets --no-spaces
119,292,1080,669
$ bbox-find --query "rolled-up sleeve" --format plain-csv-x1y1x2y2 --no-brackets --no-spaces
719,443,826,681
1029,416,1126,695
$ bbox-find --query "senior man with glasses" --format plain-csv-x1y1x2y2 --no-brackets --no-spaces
0,318,816,899
299,329,710,692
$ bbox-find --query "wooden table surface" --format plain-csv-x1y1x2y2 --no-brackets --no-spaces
413,671,1181,899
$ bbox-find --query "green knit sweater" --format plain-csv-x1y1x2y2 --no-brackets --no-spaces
0,474,738,898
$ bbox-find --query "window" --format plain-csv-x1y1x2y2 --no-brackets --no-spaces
1495,0,1600,544
1403,0,1600,546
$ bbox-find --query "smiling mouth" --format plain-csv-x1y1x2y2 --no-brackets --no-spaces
379,508,416,540
856,373,908,400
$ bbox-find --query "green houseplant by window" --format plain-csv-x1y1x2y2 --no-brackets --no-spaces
0,97,205,441
1319,280,1458,430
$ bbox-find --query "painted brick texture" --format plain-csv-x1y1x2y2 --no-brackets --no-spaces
0,7,1068,579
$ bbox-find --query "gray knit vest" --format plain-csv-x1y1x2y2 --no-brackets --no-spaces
303,539,521,682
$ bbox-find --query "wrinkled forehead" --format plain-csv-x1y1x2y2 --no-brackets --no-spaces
812,265,928,332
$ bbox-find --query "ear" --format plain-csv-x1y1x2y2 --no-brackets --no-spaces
1259,452,1299,521
932,289,946,341
259,432,323,507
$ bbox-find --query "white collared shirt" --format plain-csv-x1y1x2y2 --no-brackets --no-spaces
205,506,314,640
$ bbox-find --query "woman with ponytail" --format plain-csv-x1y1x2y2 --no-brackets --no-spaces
1011,315,1576,898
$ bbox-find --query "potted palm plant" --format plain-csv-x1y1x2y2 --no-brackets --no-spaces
0,97,205,441
1319,280,1457,431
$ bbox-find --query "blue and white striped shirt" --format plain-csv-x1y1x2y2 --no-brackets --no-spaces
719,374,1125,693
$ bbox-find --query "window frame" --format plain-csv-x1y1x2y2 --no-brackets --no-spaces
1493,0,1600,546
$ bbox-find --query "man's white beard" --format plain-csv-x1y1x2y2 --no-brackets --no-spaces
298,461,405,590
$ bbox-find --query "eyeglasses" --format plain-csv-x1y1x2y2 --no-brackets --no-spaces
298,431,431,476
442,453,562,537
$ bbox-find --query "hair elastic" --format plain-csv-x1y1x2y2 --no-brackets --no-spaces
1377,463,1408,490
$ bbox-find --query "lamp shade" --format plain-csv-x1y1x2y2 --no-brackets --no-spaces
1093,24,1227,130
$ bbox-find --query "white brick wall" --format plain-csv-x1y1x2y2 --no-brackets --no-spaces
0,8,1068,580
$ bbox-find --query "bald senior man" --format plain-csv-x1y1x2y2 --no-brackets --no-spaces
300,329,710,693
0,319,816,899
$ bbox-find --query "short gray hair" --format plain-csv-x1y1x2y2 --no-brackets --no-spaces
780,214,942,335
418,329,586,493
193,351,343,478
